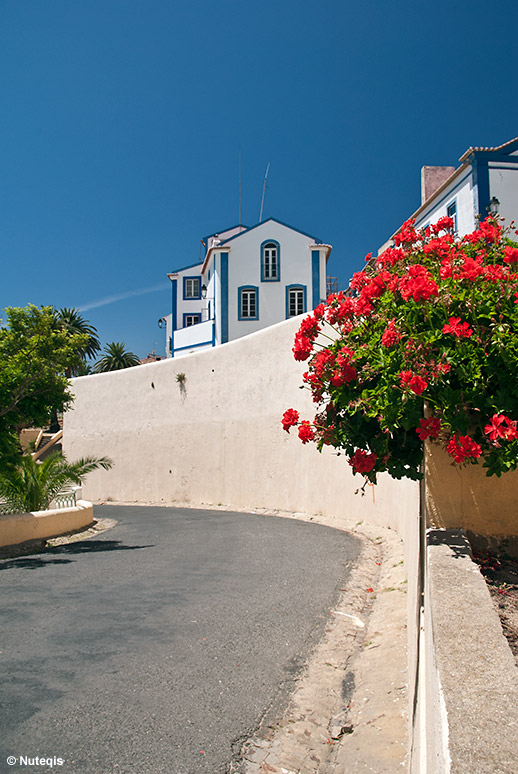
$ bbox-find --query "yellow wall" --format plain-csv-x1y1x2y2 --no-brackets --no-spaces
425,443,518,537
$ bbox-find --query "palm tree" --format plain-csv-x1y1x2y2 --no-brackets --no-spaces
92,342,141,373
0,451,113,513
54,308,101,367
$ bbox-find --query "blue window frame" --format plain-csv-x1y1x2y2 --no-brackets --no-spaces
238,286,259,320
447,200,457,234
183,276,201,299
183,313,201,327
286,285,307,318
261,239,280,282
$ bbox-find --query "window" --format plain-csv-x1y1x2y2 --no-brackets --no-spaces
447,201,457,234
183,277,201,299
261,240,280,281
239,286,259,320
287,286,306,317
183,314,201,327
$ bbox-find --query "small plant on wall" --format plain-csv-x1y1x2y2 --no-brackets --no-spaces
176,372,186,397
283,216,518,484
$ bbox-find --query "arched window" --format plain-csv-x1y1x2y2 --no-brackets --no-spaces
261,240,280,281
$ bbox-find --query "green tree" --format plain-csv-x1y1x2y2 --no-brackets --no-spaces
92,342,140,372
0,451,112,512
0,305,89,466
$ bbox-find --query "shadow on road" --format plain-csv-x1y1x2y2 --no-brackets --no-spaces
0,540,153,571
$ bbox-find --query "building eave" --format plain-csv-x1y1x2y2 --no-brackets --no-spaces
201,244,232,275
459,135,518,162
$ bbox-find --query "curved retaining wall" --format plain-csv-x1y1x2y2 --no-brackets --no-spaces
63,315,419,539
0,501,94,548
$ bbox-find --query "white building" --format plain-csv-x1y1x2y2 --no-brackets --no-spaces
161,218,332,358
380,135,518,250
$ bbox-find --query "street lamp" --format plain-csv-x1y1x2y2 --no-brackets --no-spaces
201,284,207,299
487,196,500,216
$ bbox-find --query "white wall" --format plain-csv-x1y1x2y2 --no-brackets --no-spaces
64,315,418,544
489,161,518,228
225,222,325,341
414,171,476,236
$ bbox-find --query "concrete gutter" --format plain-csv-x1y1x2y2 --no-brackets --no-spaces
0,501,94,548
425,529,518,774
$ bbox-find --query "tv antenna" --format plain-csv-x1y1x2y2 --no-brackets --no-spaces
259,162,270,222
238,146,242,226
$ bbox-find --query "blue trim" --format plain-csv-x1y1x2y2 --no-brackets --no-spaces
171,279,178,331
446,200,458,233
220,252,229,344
285,284,307,318
173,339,213,353
260,239,281,282
238,285,259,321
183,276,202,300
170,260,204,274
182,313,202,327
220,217,323,245
473,157,490,222
489,164,518,170
311,250,320,308
211,321,216,347
471,152,518,164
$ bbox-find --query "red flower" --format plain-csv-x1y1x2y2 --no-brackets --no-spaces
381,319,402,347
298,421,315,444
394,219,419,247
282,408,299,432
442,317,473,338
348,449,378,474
313,348,335,376
293,333,313,361
431,216,455,234
483,264,506,282
377,247,404,268
484,414,518,441
399,265,438,303
330,365,357,387
416,417,441,441
400,371,428,395
503,246,518,264
446,435,482,463
460,256,484,281
297,312,321,340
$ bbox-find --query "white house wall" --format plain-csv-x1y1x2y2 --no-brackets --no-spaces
173,263,204,329
224,221,326,342
489,158,518,228
414,171,476,236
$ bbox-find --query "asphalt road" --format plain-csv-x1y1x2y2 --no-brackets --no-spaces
0,506,361,774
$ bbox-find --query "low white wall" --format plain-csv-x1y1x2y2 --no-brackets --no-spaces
0,501,94,547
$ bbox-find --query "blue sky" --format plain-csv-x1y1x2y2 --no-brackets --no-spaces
1,0,517,359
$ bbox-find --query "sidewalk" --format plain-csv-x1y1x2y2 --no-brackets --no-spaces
228,510,409,774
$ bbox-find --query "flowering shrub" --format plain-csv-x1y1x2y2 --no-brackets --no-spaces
283,216,518,484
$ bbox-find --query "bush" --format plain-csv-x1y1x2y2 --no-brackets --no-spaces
283,216,518,484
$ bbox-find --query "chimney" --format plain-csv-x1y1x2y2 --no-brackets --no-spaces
421,166,456,205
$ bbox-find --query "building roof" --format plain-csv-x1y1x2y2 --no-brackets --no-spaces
218,217,324,245
459,136,518,162
200,217,330,274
